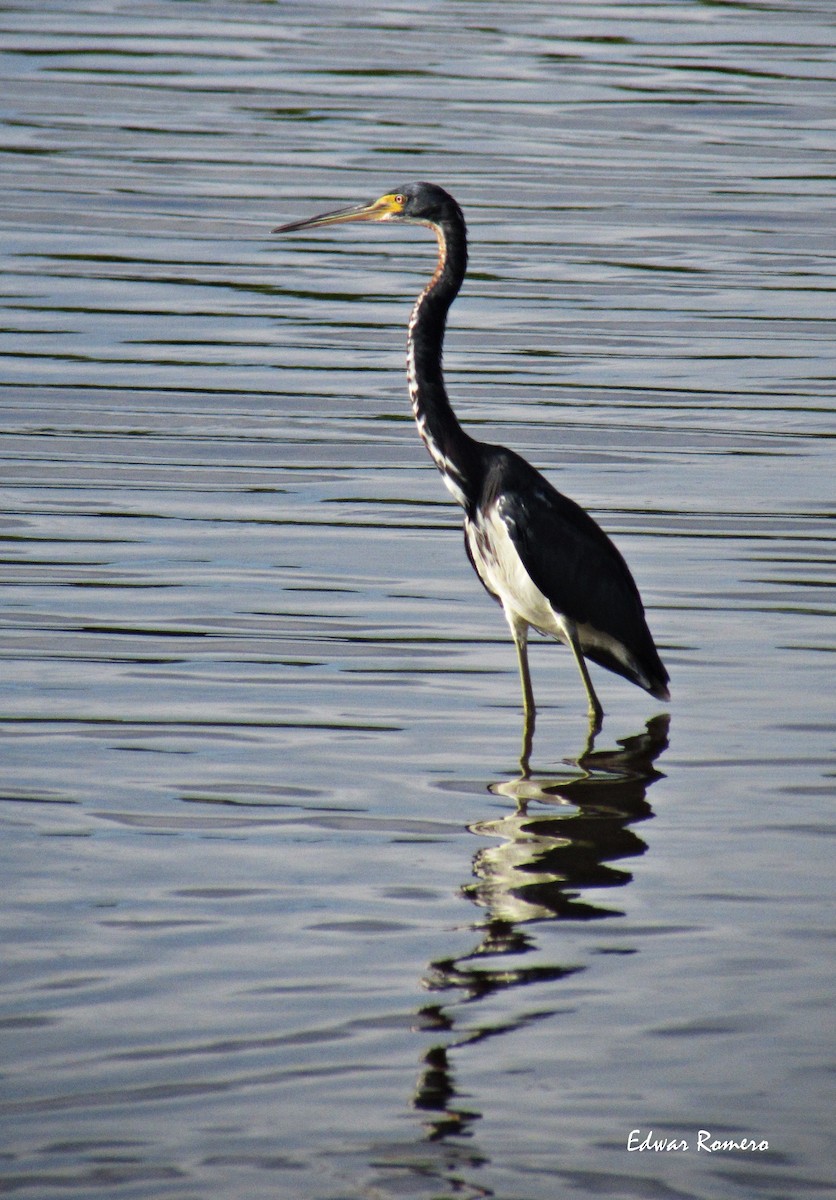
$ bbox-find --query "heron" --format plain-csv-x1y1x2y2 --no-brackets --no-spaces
274,183,670,764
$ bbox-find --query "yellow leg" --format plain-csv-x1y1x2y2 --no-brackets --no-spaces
565,623,603,731
511,623,535,777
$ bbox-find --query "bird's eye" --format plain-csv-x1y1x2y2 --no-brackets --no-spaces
394,194,405,206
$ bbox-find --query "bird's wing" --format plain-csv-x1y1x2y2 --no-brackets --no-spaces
489,452,648,644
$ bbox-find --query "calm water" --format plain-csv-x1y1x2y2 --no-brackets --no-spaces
1,2,834,1198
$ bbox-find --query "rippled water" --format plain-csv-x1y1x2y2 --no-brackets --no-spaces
1,3,834,1198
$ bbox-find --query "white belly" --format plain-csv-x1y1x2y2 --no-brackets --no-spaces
465,506,566,640
465,503,643,678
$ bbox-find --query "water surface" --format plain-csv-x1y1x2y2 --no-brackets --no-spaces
1,3,834,1198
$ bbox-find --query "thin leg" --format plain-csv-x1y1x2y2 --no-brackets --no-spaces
519,697,535,779
513,626,535,718
511,622,535,777
565,624,604,731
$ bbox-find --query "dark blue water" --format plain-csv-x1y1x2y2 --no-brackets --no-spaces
1,3,833,1198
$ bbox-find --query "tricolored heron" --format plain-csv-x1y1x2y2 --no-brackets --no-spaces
275,183,670,763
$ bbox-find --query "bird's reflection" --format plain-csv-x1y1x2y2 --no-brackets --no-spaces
410,714,669,1157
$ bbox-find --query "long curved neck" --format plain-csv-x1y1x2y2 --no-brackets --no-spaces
406,216,480,509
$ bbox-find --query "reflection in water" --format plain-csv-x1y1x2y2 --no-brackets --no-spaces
473,716,668,926
403,717,669,1187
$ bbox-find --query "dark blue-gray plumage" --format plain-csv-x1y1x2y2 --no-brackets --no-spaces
275,182,669,760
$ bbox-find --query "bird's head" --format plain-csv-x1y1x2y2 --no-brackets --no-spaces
273,181,463,235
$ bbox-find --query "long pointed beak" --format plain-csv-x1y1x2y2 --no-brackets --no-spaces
273,194,402,234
